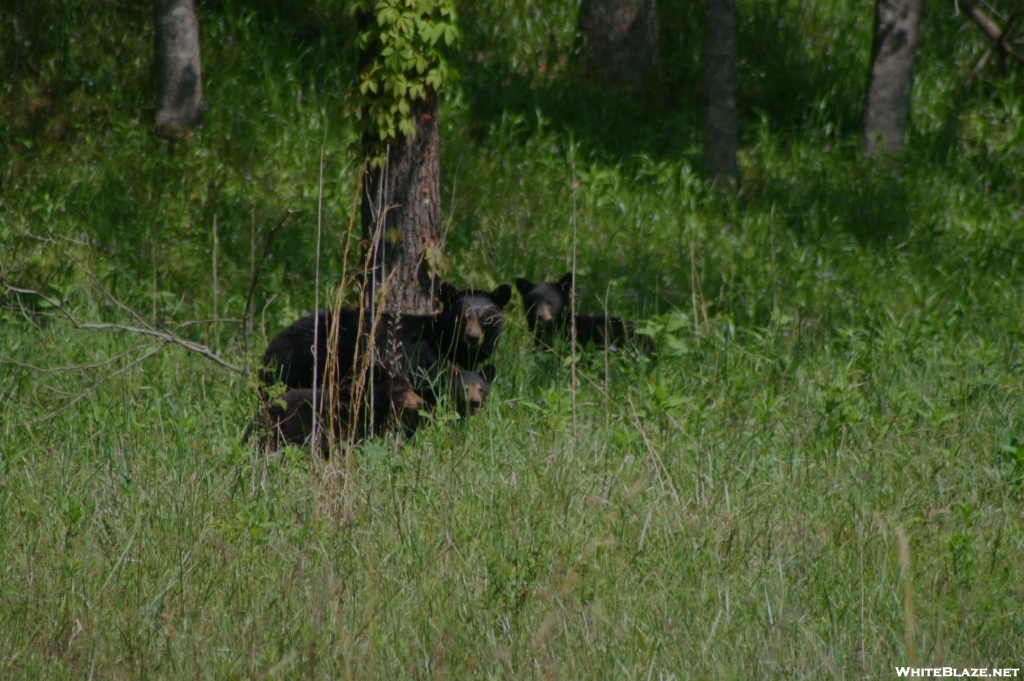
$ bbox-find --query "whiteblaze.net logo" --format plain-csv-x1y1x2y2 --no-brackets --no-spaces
895,669,1019,678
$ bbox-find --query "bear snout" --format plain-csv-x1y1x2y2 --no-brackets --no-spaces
464,319,484,346
401,390,423,411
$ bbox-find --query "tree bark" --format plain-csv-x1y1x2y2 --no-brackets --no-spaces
361,97,442,316
863,0,923,156
578,0,659,90
704,0,738,183
154,0,203,135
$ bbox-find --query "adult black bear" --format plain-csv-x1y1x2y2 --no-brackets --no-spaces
244,360,422,451
259,283,512,405
515,272,654,356
258,307,365,393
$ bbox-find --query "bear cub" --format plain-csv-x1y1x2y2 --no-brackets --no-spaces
515,272,654,356
245,361,422,452
449,363,496,415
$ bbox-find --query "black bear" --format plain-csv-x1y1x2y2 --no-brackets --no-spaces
259,307,365,393
449,363,496,415
369,282,510,405
259,283,512,406
515,272,654,356
434,282,512,370
245,360,423,451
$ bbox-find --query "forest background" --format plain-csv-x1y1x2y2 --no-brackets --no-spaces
2,0,1024,677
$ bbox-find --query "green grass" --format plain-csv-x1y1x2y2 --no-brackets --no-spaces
3,307,1023,677
3,0,1024,677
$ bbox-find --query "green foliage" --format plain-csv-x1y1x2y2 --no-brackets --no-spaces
4,0,1024,675
353,0,460,149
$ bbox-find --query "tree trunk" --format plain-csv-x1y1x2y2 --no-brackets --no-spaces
154,0,203,135
361,97,442,316
578,0,659,90
863,0,922,156
704,0,738,183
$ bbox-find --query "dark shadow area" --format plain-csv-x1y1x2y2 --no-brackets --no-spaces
202,0,356,65
745,144,913,246
453,0,872,163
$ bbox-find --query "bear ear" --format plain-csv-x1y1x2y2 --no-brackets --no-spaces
490,284,513,309
437,281,460,302
515,277,533,296
480,364,496,383
558,272,575,293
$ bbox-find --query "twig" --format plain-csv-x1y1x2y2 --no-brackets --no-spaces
0,346,141,374
212,213,219,349
570,149,579,445
770,202,778,316
242,209,302,331
957,0,1024,62
78,323,244,374
966,14,1019,86
689,240,710,339
313,139,326,452
26,343,165,425
627,395,681,506
165,318,244,329
4,284,246,375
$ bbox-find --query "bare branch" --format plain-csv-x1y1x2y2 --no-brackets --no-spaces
957,0,1024,62
25,344,166,426
165,317,245,329
4,283,247,375
243,209,302,329
78,322,245,374
967,45,996,86
0,346,141,374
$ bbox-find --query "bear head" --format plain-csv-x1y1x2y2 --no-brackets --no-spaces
436,282,512,363
515,272,573,338
449,363,496,414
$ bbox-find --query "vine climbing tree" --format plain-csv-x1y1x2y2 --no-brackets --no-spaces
353,0,459,316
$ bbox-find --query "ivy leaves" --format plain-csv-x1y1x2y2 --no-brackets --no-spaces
353,0,460,153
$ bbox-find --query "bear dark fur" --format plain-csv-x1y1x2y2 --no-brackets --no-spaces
259,283,512,405
245,361,422,451
259,308,365,393
434,282,511,370
515,272,654,356
515,272,573,349
449,363,496,415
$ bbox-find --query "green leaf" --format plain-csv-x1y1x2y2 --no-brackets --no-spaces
443,24,457,46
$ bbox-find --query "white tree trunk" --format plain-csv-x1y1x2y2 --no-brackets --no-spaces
154,0,203,135
863,0,922,156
